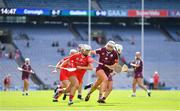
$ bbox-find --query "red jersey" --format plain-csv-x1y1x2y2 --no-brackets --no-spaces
69,53,92,73
58,56,71,81
69,53,92,83
153,74,160,83
58,56,69,68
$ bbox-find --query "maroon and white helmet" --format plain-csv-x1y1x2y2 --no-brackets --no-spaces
25,58,30,62
25,58,30,64
105,40,115,48
115,44,123,54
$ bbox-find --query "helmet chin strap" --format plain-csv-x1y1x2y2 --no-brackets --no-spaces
106,48,113,52
82,52,88,57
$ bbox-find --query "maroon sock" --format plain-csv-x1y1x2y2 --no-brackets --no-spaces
69,95,74,101
102,97,106,100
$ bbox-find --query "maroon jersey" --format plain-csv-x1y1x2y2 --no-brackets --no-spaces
4,77,10,84
96,47,118,76
22,64,32,80
133,58,143,78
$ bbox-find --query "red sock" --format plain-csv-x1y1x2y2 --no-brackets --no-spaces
69,95,74,101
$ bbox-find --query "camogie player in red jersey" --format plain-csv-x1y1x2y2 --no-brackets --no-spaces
53,45,86,102
53,49,78,102
85,41,118,103
56,44,93,105
76,44,87,100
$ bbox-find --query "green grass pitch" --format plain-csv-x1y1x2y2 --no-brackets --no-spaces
0,90,180,111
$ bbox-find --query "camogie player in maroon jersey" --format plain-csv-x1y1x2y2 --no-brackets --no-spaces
130,52,151,97
84,44,124,102
21,58,34,96
85,41,118,103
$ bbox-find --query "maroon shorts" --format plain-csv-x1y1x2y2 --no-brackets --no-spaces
4,80,9,85
134,73,143,79
96,67,113,81
22,74,29,80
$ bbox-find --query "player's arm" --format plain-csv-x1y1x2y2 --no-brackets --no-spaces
76,63,93,70
55,59,64,69
57,59,69,69
105,62,118,70
58,53,79,69
28,66,34,74
105,57,119,69
55,60,62,67
90,50,96,55
90,48,101,55
51,59,67,73
130,62,140,68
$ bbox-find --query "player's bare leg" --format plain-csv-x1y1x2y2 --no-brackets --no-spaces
85,70,107,101
98,83,105,100
61,80,69,100
4,84,8,91
53,80,69,101
132,78,137,97
99,79,108,99
61,80,69,88
137,78,151,97
22,79,29,96
68,76,79,105
77,83,83,100
100,81,113,103
25,79,29,95
85,78,102,101
22,80,26,95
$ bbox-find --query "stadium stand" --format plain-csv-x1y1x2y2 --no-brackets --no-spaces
165,26,180,42
91,0,101,10
4,0,88,10
98,0,180,10
3,0,180,11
